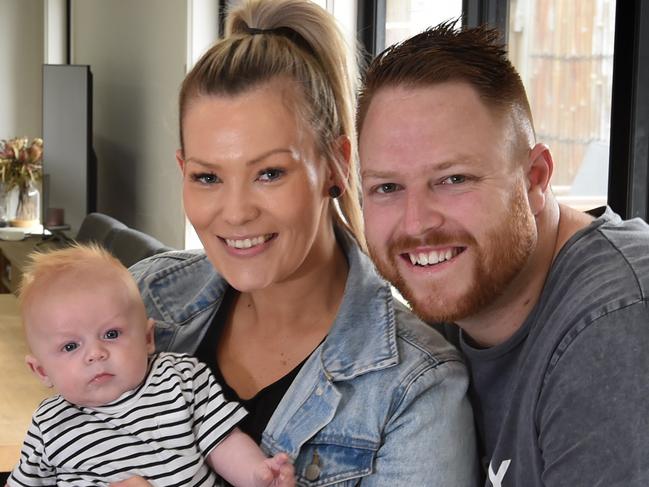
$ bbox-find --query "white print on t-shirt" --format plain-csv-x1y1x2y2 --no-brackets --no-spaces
488,459,511,487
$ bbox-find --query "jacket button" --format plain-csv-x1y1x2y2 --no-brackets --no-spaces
305,450,321,481
305,463,321,481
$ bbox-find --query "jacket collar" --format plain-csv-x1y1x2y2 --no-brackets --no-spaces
146,230,399,379
318,230,399,381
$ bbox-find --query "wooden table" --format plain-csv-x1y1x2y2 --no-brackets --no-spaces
1,235,64,294
0,294,51,472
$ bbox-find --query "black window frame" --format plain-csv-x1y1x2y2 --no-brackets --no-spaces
357,0,386,59
464,0,649,220
221,0,649,221
608,0,649,220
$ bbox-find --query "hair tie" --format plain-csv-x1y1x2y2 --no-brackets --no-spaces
244,26,267,35
242,25,314,56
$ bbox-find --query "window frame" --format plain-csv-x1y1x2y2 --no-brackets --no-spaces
608,0,649,220
356,0,386,59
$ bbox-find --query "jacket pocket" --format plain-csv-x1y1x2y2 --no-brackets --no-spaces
294,440,377,486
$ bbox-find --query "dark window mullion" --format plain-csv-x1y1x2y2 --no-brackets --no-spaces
463,0,509,41
609,0,649,220
357,0,386,60
218,0,229,38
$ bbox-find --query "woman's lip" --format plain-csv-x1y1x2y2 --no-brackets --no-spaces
219,233,277,256
219,233,277,248
220,233,272,240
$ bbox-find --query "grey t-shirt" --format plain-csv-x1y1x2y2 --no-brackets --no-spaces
456,207,649,486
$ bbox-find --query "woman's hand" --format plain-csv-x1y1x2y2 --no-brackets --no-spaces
109,477,153,487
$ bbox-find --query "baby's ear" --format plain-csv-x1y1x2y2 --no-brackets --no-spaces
25,354,53,388
145,318,156,354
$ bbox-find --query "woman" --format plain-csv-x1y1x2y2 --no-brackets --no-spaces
129,0,479,484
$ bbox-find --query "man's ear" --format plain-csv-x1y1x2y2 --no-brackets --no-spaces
25,354,53,388
326,135,352,195
145,318,156,355
526,143,554,216
175,149,185,173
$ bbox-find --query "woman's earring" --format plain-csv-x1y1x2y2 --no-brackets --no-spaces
328,185,342,199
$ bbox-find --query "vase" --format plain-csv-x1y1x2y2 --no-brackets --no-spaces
10,181,40,228
0,182,9,227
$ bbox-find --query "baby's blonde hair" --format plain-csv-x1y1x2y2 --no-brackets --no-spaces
19,244,142,319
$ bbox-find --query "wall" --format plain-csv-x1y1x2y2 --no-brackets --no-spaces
44,0,67,64
0,0,43,139
71,0,188,248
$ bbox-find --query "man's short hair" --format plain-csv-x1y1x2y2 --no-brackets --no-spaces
358,20,535,146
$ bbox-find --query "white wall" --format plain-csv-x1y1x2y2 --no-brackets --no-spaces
44,0,67,64
71,0,189,248
0,0,44,139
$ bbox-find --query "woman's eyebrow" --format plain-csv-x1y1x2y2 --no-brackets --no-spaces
185,148,295,169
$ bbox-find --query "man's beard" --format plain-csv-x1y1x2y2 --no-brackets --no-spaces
368,185,537,323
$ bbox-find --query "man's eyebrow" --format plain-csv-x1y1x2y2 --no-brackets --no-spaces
185,148,294,168
361,169,400,179
361,160,467,179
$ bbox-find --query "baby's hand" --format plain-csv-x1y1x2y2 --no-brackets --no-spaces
254,452,295,487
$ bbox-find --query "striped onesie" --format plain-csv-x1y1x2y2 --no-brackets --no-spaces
9,353,247,487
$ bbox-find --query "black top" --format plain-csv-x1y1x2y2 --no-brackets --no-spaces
195,288,306,445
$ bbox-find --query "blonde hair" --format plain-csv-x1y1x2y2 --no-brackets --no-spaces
19,244,142,317
179,0,365,248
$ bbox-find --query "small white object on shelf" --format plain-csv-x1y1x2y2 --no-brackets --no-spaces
0,227,26,241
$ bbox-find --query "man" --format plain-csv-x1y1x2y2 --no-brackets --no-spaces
358,21,649,486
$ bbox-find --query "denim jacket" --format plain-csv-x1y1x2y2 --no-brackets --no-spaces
130,233,479,486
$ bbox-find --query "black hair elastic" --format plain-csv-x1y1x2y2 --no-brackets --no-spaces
242,24,315,56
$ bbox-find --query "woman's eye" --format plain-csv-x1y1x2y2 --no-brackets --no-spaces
104,329,120,340
441,175,466,185
373,183,401,194
190,172,220,185
257,168,285,182
62,342,78,353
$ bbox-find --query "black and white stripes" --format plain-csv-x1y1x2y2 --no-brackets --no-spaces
9,353,247,487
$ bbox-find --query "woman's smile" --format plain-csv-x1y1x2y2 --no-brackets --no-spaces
222,233,276,249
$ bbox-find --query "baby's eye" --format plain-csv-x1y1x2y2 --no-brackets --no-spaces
62,342,78,353
104,329,120,340
441,175,466,185
191,172,220,185
257,168,285,182
373,182,401,194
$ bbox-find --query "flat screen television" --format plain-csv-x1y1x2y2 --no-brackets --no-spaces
42,64,96,236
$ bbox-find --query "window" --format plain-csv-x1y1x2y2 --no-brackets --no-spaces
385,0,463,47
508,0,617,210
311,0,357,53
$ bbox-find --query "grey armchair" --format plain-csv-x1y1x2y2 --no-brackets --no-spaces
76,212,173,267
76,212,127,245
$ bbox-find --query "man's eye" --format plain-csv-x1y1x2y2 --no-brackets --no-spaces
441,175,466,185
62,342,78,353
374,183,400,194
257,168,285,182
190,172,220,184
104,329,120,340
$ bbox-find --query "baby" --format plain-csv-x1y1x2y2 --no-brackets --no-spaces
8,244,294,487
